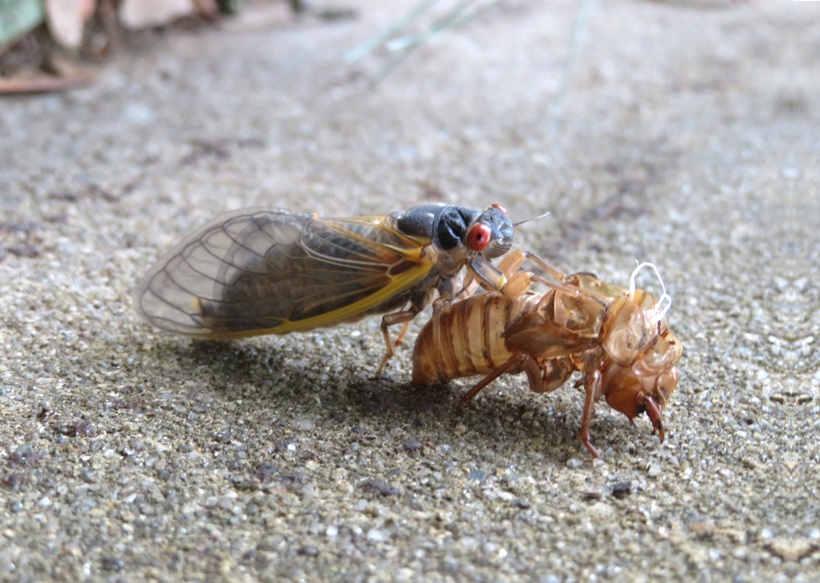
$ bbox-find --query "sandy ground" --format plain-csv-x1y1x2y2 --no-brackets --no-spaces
1,0,818,581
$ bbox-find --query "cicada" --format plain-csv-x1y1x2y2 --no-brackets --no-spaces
134,203,514,372
412,250,682,457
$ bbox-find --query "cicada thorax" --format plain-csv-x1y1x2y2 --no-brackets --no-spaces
599,293,666,367
502,272,611,359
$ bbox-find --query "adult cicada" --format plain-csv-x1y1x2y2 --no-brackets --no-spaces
134,203,514,372
412,250,682,457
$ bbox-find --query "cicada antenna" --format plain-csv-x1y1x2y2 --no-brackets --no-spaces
630,261,672,324
513,211,550,228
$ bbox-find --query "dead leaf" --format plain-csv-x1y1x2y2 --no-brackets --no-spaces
46,0,95,49
119,0,196,30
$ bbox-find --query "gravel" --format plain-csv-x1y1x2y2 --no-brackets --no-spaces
1,0,817,581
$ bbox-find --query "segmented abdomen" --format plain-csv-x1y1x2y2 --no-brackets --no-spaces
412,292,541,384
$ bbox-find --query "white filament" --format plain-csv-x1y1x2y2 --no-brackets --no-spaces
629,261,672,324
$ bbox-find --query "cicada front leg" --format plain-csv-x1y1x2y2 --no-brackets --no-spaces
470,249,582,300
579,369,604,458
463,249,534,299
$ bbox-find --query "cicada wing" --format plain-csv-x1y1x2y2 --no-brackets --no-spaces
134,208,304,335
134,209,433,338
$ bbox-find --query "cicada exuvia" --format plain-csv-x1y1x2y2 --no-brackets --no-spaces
134,203,515,372
412,250,682,457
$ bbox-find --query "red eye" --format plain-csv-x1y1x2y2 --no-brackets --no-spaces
491,203,507,215
467,224,492,251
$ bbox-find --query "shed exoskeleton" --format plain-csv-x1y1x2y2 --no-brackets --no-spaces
412,250,682,457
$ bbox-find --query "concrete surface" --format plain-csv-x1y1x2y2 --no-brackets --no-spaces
1,0,818,581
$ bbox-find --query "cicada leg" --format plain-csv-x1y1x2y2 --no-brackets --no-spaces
459,354,542,404
643,396,665,442
433,273,468,312
374,309,418,376
508,251,607,300
476,250,588,299
496,248,527,276
465,250,540,299
376,282,444,375
521,250,567,282
460,352,572,403
533,357,575,394
579,370,603,458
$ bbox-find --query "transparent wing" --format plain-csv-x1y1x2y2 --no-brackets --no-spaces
133,209,434,337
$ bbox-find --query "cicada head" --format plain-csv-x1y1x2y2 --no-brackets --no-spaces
601,327,682,442
395,203,514,264
467,203,514,259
